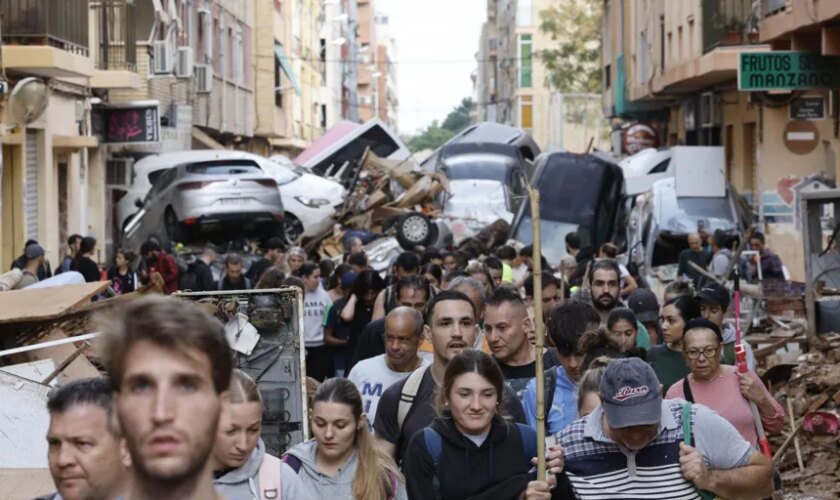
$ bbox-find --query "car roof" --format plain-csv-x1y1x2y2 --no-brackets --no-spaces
134,150,270,173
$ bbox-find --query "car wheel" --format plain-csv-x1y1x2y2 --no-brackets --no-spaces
283,213,305,245
165,208,187,246
396,212,434,249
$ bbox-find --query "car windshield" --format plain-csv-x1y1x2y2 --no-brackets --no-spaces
443,180,511,222
443,155,513,183
186,163,263,175
660,195,737,233
514,217,579,265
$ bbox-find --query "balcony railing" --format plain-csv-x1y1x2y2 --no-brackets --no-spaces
702,0,758,53
762,0,786,18
91,0,137,72
1,0,89,55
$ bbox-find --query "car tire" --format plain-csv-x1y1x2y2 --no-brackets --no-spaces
283,213,304,245
395,212,434,249
165,208,187,247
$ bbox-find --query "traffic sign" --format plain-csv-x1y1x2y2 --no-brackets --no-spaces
738,52,840,91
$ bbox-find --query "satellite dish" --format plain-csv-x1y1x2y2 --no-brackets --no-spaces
9,77,49,126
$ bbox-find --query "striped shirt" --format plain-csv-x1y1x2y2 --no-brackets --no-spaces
556,399,754,500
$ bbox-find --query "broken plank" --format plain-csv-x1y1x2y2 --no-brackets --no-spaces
0,282,110,325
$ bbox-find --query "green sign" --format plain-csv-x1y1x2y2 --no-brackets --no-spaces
738,52,840,91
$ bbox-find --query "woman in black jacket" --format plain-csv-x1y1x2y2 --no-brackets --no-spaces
71,236,101,283
404,349,570,500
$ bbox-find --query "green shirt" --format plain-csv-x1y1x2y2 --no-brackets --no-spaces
635,321,651,349
648,345,690,394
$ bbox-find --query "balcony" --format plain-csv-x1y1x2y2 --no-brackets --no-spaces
702,0,759,53
0,0,93,78
90,0,142,89
759,0,840,47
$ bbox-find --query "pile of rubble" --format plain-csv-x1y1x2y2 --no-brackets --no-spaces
766,332,840,499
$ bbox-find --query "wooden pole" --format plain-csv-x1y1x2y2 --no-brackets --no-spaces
529,187,547,479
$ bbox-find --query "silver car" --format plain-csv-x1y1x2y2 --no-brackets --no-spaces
124,159,284,250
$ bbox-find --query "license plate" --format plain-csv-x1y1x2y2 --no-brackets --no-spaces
219,198,247,206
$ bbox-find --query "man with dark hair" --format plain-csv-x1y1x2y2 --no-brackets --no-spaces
484,286,556,400
421,248,443,267
746,231,785,280
246,237,287,284
11,239,53,280
181,244,216,292
483,256,504,288
372,251,421,320
557,358,774,499
347,251,368,274
14,244,45,289
139,239,179,294
524,272,561,312
523,301,600,435
299,262,333,381
347,307,429,425
57,234,83,274
442,252,458,273
99,295,232,499
565,232,582,258
349,276,433,369
599,243,638,297
708,229,733,281
374,290,526,465
587,259,652,348
39,377,128,500
218,253,251,290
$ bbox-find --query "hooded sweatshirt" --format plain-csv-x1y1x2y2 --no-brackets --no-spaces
403,414,537,500
213,438,305,500
285,439,408,500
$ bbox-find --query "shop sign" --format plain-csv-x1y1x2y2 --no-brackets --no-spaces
623,123,658,155
739,52,840,91
789,97,825,120
93,102,160,144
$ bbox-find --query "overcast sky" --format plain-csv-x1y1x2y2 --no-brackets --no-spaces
377,0,485,135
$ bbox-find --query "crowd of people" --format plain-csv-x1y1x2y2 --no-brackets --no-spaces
30,228,787,500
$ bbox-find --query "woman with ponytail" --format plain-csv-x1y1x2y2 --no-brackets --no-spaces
284,377,407,499
212,370,305,499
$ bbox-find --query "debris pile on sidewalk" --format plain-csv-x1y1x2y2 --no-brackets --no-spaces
768,332,840,499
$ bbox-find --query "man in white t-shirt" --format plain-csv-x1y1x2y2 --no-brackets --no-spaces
348,306,428,425
300,262,333,381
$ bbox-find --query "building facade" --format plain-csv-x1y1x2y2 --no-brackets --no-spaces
602,0,840,281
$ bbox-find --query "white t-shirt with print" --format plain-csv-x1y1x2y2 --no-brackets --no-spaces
303,285,332,347
347,354,429,425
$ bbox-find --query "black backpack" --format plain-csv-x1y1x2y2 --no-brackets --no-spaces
179,262,200,291
542,367,558,422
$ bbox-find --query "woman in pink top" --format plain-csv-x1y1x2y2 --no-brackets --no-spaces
666,318,784,445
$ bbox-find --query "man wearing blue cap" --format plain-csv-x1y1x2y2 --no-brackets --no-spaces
556,358,773,499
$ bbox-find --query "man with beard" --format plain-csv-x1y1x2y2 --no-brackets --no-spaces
588,259,651,348
99,295,232,500
373,290,526,465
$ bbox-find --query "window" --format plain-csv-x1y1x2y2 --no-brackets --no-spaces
518,34,532,88
274,56,284,107
639,31,648,83
516,0,533,26
519,95,533,130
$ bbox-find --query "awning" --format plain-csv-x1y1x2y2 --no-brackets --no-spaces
191,127,225,150
274,42,301,96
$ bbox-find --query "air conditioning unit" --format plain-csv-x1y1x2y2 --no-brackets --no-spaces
153,40,173,74
176,47,194,78
196,64,213,94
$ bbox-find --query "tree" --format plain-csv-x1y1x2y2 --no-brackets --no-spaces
538,0,601,94
441,97,473,133
405,98,473,152
407,120,455,152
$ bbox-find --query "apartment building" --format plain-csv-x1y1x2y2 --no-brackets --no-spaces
0,0,139,270
374,13,398,130
602,0,840,281
475,0,606,151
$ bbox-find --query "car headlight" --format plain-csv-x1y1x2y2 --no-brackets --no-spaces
294,196,331,208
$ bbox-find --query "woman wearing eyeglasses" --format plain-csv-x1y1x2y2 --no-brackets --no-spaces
665,318,784,446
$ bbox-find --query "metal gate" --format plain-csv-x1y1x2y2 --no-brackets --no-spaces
25,130,39,242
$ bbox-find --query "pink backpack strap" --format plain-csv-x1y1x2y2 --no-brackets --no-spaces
258,453,282,500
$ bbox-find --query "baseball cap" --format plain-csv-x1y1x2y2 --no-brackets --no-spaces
696,283,730,310
627,289,659,323
341,271,358,289
25,244,45,259
600,358,662,429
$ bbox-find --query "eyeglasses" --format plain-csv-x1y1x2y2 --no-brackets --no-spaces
685,346,718,360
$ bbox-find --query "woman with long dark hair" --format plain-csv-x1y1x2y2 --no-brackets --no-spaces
106,248,137,294
649,295,701,393
72,236,100,283
283,378,406,499
404,350,565,499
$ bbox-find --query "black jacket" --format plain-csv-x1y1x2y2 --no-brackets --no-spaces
404,414,572,500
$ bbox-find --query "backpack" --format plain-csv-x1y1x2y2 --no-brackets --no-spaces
258,453,282,500
281,453,399,500
422,422,537,500
179,262,201,291
542,366,558,424
682,403,716,500
397,364,431,432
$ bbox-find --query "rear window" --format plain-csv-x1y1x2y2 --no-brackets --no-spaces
186,163,262,175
